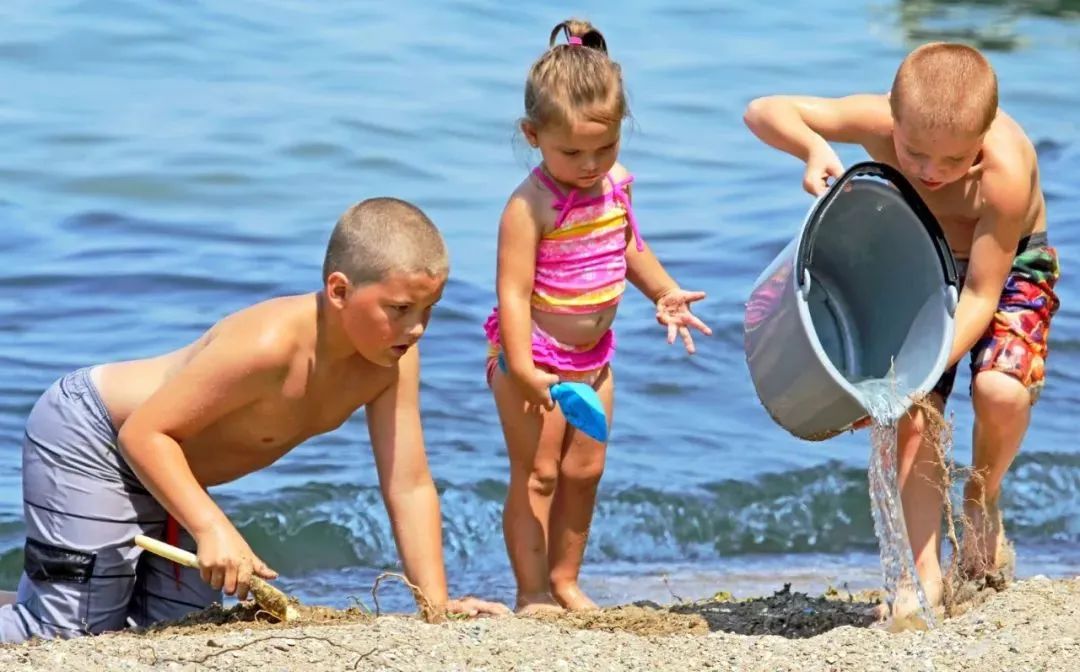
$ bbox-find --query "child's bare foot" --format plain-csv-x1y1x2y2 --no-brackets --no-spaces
552,581,598,611
515,593,564,616
874,577,942,629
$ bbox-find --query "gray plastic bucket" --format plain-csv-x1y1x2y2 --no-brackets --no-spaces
744,161,959,441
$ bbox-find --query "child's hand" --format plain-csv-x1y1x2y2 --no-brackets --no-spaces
510,365,560,411
445,596,512,618
656,288,712,354
194,520,277,600
804,143,844,196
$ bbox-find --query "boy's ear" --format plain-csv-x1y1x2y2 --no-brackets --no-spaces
325,271,351,308
521,120,540,148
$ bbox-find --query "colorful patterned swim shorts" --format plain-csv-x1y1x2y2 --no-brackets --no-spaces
934,239,1061,404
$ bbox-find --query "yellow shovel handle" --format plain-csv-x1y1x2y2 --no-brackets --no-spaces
134,534,199,569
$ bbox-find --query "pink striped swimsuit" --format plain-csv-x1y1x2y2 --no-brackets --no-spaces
484,167,643,381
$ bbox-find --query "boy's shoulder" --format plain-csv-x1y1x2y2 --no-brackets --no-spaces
217,293,311,343
204,293,399,409
982,110,1037,171
204,294,315,372
979,111,1040,218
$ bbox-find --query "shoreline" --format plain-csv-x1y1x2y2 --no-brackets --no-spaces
2,576,1076,671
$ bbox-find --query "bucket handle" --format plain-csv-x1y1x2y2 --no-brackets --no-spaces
796,161,959,290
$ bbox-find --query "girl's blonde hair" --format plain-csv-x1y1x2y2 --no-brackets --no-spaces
523,19,629,130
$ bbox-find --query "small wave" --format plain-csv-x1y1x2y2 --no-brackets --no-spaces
210,453,1080,576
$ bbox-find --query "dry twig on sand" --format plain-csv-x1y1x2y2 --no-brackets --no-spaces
371,572,442,624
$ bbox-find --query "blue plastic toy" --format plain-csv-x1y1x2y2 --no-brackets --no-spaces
498,355,608,442
550,381,608,443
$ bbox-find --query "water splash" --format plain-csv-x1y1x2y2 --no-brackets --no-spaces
855,376,936,627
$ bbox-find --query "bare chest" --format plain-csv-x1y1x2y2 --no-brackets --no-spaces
226,391,370,449
182,366,389,482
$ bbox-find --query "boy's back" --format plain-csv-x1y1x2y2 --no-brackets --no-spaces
98,292,406,486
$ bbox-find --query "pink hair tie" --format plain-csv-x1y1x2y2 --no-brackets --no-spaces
568,36,583,45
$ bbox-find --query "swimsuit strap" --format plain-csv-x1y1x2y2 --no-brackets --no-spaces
608,174,643,252
531,167,578,229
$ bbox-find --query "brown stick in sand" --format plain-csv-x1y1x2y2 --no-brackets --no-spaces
134,534,299,622
371,571,442,624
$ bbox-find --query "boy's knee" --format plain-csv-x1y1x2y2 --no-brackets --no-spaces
130,536,219,628
972,373,1030,422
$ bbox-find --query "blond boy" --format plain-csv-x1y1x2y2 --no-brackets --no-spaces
0,198,507,643
744,43,1060,617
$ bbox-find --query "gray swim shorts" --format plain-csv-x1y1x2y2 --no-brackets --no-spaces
0,367,220,644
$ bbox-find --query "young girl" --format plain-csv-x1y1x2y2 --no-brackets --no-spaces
485,18,712,614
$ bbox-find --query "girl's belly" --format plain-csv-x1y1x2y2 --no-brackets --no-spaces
532,304,618,347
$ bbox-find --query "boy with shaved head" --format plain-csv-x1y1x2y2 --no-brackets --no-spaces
744,43,1061,619
1,197,508,643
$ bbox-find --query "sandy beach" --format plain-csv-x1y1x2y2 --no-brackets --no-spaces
1,577,1076,671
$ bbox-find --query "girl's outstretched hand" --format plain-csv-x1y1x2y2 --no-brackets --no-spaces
655,288,712,354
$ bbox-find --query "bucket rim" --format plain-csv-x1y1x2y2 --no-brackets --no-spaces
795,161,959,292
